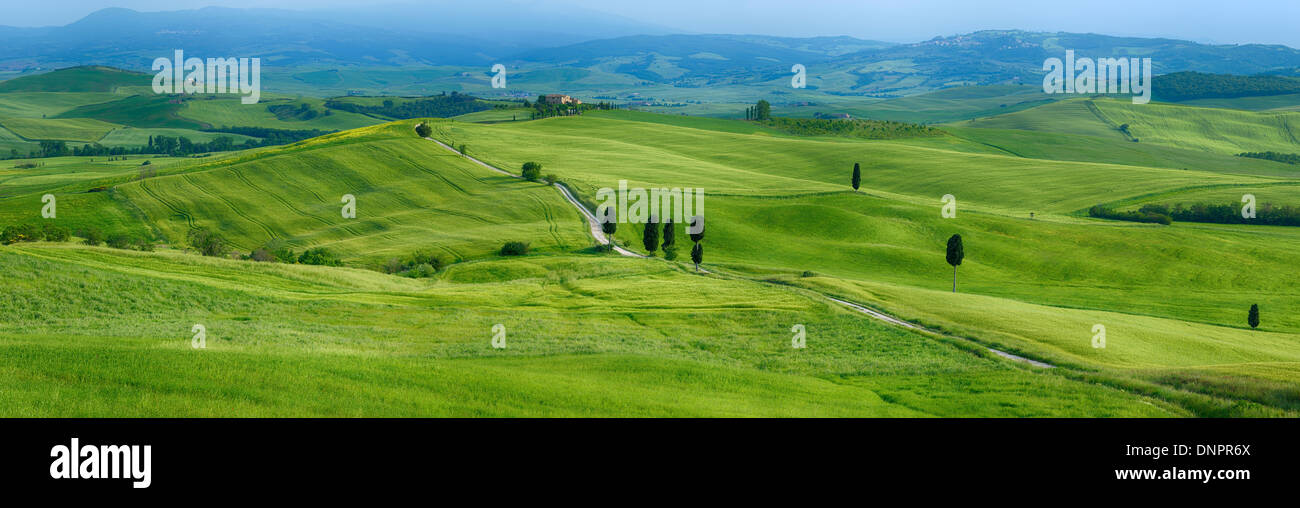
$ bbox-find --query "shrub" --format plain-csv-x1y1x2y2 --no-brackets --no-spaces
188,228,230,257
404,263,438,278
521,161,542,181
381,250,446,276
2,223,41,244
663,247,678,261
544,174,558,185
298,247,342,266
250,248,275,262
415,122,432,138
41,223,70,242
81,227,105,246
106,234,136,250
500,241,529,256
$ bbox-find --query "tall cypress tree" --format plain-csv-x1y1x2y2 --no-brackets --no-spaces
598,205,618,251
1249,304,1260,329
661,217,676,253
946,234,964,293
690,242,703,272
642,215,660,255
689,216,705,244
852,162,861,192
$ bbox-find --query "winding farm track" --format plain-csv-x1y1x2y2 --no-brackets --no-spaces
425,136,1053,369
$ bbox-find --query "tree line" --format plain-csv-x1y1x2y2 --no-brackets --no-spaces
527,96,616,120
1090,202,1300,227
1153,72,1300,102
325,92,490,119
1238,151,1300,165
6,127,334,160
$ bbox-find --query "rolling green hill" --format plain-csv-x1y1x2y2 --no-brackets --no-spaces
0,66,151,93
423,111,1300,413
3,101,1299,417
116,122,590,263
0,117,119,142
0,244,1183,417
958,97,1300,156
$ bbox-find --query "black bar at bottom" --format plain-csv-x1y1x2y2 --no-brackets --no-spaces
0,418,1291,495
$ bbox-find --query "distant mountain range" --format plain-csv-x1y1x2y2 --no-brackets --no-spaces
4,8,1300,96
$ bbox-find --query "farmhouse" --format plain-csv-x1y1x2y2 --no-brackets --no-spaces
544,94,582,105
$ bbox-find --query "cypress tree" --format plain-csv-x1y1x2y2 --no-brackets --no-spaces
661,217,676,252
642,215,660,255
689,215,705,244
1249,304,1260,329
599,205,618,251
852,162,861,192
691,242,703,272
946,234,964,293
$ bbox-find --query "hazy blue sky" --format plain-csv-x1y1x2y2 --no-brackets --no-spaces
9,0,1300,48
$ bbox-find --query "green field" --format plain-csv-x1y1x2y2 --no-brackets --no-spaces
179,96,381,131
0,117,119,143
0,244,1183,417
0,66,152,93
116,122,590,262
959,97,1300,156
2,74,1300,417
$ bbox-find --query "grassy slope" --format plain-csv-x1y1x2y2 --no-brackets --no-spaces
0,244,1182,417
0,154,245,237
0,117,120,143
0,92,123,119
117,122,590,263
179,96,381,131
961,97,1300,156
55,94,206,129
0,66,152,93
4,100,1298,416
429,111,1300,412
432,111,1277,216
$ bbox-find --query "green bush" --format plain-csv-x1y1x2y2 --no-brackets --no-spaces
381,249,445,277
500,241,529,256
403,263,438,278
106,234,136,250
298,247,343,266
521,161,542,181
188,228,230,257
1,223,41,244
415,122,432,138
41,223,70,242
81,227,105,246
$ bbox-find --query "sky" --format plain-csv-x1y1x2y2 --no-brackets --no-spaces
7,0,1300,48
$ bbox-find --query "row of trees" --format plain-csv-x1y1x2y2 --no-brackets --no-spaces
596,207,705,271
529,97,616,120
1090,202,1300,227
1,222,153,251
10,128,334,160
744,100,772,121
1238,151,1300,165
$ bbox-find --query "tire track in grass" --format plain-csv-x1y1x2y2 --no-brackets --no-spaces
530,194,566,249
229,166,364,238
182,173,278,240
131,178,196,230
